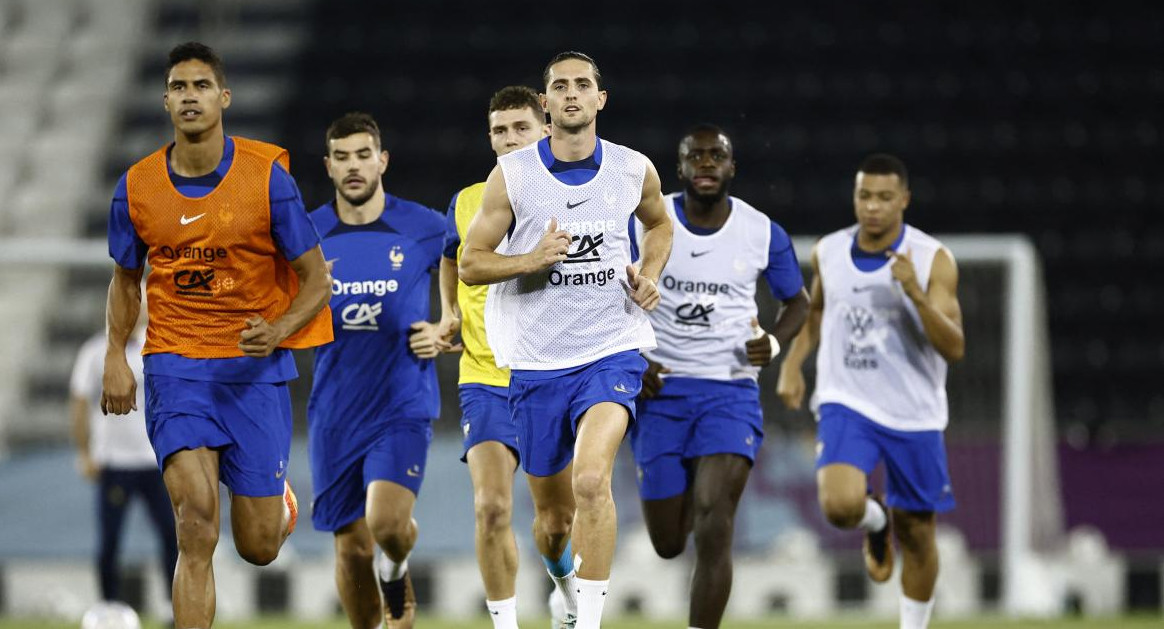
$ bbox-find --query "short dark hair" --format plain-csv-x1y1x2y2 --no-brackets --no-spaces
326,112,382,149
542,51,602,89
858,153,909,187
488,85,543,122
167,42,226,87
681,123,733,151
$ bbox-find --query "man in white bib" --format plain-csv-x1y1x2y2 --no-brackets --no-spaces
460,51,673,629
629,125,808,629
778,154,965,629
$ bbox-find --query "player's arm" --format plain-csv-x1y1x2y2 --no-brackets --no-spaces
239,245,331,357
890,247,964,362
627,159,673,310
459,166,571,285
747,222,809,366
436,196,463,352
777,244,824,410
101,264,143,416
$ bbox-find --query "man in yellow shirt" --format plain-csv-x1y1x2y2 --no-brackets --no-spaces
437,86,574,629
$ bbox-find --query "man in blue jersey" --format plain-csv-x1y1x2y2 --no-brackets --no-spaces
629,125,808,629
778,154,964,629
438,86,578,629
102,42,332,629
308,112,445,629
461,52,674,629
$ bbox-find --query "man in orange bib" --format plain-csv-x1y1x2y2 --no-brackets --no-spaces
100,42,332,629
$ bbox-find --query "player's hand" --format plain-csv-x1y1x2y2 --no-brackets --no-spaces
76,453,99,481
626,265,661,311
100,355,137,416
776,364,806,410
745,317,781,366
238,316,285,357
887,248,923,300
529,217,571,271
409,320,441,359
640,357,671,399
435,314,463,353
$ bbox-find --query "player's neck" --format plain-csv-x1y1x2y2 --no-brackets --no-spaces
548,126,597,162
170,128,225,177
335,186,386,225
682,193,731,230
856,222,904,252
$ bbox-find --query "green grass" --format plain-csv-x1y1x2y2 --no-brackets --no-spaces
1,615,1160,629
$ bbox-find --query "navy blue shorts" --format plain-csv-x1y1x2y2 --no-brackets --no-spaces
144,374,292,497
309,416,433,532
631,377,763,500
509,350,647,478
459,384,518,463
816,403,955,513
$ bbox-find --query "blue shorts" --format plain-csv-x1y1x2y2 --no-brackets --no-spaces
309,416,433,532
509,350,647,478
816,403,956,513
144,374,292,498
459,384,518,463
631,377,763,501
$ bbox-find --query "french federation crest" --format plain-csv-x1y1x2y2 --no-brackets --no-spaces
389,246,404,271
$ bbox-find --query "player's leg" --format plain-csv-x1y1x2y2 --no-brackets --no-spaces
881,425,955,629
333,518,380,629
96,469,131,601
815,404,892,581
161,448,221,629
688,453,752,629
631,390,696,559
526,465,578,625
139,469,179,601
466,441,519,624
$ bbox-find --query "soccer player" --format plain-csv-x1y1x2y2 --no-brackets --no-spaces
777,154,964,629
307,112,446,629
460,51,674,629
438,85,577,629
629,125,809,629
71,305,178,613
101,42,333,629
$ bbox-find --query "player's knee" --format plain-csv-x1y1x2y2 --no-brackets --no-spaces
237,538,280,566
534,505,573,542
473,492,512,534
692,505,735,543
647,529,686,559
819,493,865,529
174,505,219,555
894,512,936,553
571,469,611,507
367,510,412,548
335,536,375,570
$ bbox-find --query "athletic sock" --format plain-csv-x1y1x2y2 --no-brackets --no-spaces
859,496,888,533
900,595,935,629
376,551,409,582
542,541,578,616
485,596,518,629
574,577,609,629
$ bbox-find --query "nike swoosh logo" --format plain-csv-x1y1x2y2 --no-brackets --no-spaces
566,199,590,209
690,250,711,257
406,468,422,478
180,213,207,225
275,469,286,479
613,384,631,393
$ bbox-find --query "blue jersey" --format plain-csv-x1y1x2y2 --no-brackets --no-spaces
308,195,446,430
107,136,320,383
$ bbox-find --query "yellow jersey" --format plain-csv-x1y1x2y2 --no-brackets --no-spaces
453,182,509,387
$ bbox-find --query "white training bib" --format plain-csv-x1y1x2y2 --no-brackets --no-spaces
636,193,771,381
485,139,656,370
812,224,950,431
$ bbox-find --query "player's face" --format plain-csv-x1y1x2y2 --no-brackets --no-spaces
163,60,230,137
542,59,606,131
325,133,388,206
488,107,546,157
854,172,910,238
678,131,735,204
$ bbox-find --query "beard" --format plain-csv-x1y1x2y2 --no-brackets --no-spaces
556,110,594,132
337,177,380,207
683,178,730,206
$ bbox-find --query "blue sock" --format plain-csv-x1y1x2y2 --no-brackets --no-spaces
541,540,574,577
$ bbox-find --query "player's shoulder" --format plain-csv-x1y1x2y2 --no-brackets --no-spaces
455,182,488,208
231,136,288,160
386,194,445,231
903,224,946,255
727,196,774,227
816,225,858,257
308,202,338,231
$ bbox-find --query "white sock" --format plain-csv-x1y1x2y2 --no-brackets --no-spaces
486,597,518,629
549,568,579,616
858,497,888,533
900,595,934,629
376,551,409,582
574,577,609,629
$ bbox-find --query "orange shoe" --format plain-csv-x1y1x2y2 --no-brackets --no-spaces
380,571,416,629
283,480,298,536
862,495,894,583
